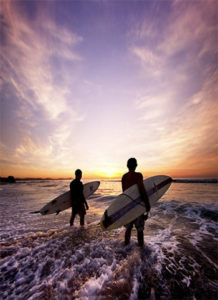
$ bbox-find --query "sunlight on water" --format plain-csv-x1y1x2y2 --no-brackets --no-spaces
0,179,217,299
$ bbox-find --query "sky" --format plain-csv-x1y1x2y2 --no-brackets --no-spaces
0,0,218,179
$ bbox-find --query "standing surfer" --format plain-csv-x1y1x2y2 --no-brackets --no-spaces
122,158,150,247
70,169,89,226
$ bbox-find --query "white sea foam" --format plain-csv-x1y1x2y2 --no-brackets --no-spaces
0,180,217,299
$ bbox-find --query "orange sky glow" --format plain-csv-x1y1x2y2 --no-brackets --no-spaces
1,0,218,179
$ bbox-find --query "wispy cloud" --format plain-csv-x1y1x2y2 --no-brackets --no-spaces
129,0,218,176
131,0,217,80
0,0,217,178
159,0,218,58
0,0,84,175
132,70,218,175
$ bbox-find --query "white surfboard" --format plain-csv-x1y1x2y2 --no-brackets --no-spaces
100,175,172,230
40,181,100,215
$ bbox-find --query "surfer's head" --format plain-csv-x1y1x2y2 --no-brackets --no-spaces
75,169,82,179
127,158,137,171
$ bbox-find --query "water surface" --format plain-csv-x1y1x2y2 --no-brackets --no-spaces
0,179,217,299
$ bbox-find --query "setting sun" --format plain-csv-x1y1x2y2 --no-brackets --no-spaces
0,2,217,299
99,168,120,179
1,0,217,180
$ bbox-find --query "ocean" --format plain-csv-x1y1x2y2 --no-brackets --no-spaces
0,179,217,300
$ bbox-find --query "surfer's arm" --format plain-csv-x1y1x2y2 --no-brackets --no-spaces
84,199,89,210
121,175,125,192
137,176,150,212
141,190,150,212
70,181,74,204
144,198,150,212
81,183,89,210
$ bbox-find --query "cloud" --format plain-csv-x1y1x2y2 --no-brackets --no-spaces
1,0,217,178
160,0,218,58
0,0,84,175
133,71,218,174
132,47,161,69
131,0,218,82
1,0,83,118
129,0,218,175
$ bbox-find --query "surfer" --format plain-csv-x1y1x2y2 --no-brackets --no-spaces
70,169,89,226
122,158,150,247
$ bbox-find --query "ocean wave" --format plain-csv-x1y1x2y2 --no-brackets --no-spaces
0,219,217,300
173,179,218,183
0,181,217,299
156,200,218,222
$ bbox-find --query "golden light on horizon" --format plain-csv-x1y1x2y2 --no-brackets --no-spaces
1,0,217,180
96,167,122,179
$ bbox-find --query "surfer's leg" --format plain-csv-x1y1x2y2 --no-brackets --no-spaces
79,206,86,226
70,215,75,226
80,214,85,226
70,208,76,226
135,215,145,247
125,222,133,245
137,230,144,247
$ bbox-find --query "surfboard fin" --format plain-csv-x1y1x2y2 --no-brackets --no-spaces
143,213,148,221
102,210,113,228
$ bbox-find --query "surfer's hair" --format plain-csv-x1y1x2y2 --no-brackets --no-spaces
75,169,82,176
127,158,137,170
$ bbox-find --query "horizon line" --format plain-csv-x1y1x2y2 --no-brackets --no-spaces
1,175,218,181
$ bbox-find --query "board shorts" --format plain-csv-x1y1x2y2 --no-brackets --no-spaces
125,214,145,232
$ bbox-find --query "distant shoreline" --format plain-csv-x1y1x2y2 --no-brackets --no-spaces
2,177,217,184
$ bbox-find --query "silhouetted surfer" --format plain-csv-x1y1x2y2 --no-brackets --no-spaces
122,158,150,247
70,169,89,226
